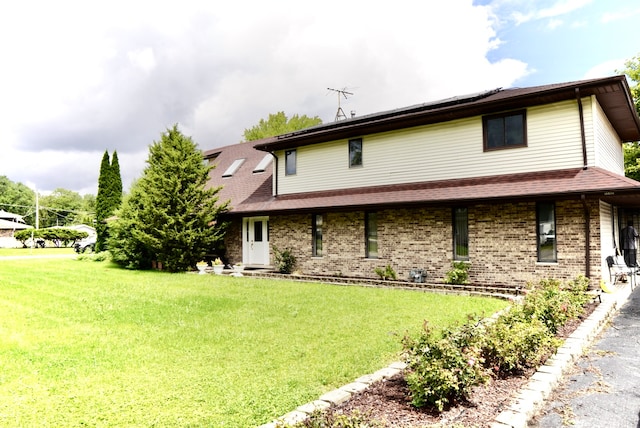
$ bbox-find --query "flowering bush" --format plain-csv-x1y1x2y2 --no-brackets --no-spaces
402,320,487,411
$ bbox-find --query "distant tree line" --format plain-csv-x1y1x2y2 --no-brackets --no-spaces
0,176,96,228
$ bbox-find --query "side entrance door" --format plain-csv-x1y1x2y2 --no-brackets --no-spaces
242,216,269,265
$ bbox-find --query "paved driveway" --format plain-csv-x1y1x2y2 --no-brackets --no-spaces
531,285,640,427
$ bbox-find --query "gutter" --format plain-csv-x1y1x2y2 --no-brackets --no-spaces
576,88,588,169
269,152,278,197
581,194,591,278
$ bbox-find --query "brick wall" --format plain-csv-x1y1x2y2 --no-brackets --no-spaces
226,197,603,288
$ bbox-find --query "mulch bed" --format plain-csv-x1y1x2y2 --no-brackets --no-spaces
318,301,598,427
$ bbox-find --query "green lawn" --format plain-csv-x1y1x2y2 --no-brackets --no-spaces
0,247,75,257
0,258,507,427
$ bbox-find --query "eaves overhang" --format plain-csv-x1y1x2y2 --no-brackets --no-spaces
223,167,640,216
253,75,640,152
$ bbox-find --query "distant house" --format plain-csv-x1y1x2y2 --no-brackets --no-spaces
0,210,32,247
204,75,640,288
54,224,96,238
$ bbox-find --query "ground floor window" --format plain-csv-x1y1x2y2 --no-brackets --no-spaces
312,214,323,257
537,202,557,262
365,212,378,258
453,207,469,260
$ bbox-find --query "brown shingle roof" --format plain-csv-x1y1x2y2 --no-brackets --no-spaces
203,141,273,210
229,167,640,214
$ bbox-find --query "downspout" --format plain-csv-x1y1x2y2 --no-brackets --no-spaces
269,152,278,197
575,88,588,169
581,194,591,278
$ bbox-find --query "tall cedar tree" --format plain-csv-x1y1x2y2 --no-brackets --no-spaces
110,151,123,209
95,151,112,251
108,125,229,271
95,150,122,251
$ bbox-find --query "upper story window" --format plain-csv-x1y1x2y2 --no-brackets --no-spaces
483,110,527,151
349,138,362,168
285,149,296,175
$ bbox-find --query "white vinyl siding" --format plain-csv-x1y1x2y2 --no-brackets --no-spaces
592,96,625,174
276,99,600,195
600,201,615,283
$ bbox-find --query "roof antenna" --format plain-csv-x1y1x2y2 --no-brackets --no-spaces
327,87,354,121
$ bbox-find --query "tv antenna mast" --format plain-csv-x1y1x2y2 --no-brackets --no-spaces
327,87,354,121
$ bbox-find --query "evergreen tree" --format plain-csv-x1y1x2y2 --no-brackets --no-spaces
95,151,111,251
108,125,229,271
110,151,123,209
95,150,123,251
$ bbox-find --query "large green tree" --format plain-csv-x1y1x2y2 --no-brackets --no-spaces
38,188,84,228
108,125,229,271
243,111,322,141
619,54,640,116
618,55,640,179
95,150,123,251
0,176,35,224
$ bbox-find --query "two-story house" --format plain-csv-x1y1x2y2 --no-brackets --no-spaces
204,75,640,287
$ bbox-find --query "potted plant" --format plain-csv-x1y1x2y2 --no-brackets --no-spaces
232,262,244,277
213,258,224,275
196,260,208,275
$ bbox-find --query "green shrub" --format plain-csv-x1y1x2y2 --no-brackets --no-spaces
289,409,384,427
273,246,297,274
400,276,590,410
76,251,112,262
402,320,487,411
521,278,587,334
374,264,397,280
482,305,560,376
444,261,470,285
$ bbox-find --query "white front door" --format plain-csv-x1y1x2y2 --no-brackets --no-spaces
242,217,269,265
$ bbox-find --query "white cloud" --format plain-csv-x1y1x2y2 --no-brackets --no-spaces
602,7,640,23
0,0,532,194
583,60,626,80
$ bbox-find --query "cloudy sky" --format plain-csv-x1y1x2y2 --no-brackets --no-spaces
1,0,639,195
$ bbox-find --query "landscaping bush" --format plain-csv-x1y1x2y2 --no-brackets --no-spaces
290,409,384,427
402,319,487,411
520,277,587,335
273,246,297,274
402,276,590,410
444,261,470,285
482,305,560,376
374,264,397,280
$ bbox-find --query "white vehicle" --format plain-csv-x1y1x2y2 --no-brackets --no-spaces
74,236,96,253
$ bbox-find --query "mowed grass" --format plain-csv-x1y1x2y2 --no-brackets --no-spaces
0,258,507,427
0,247,75,257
